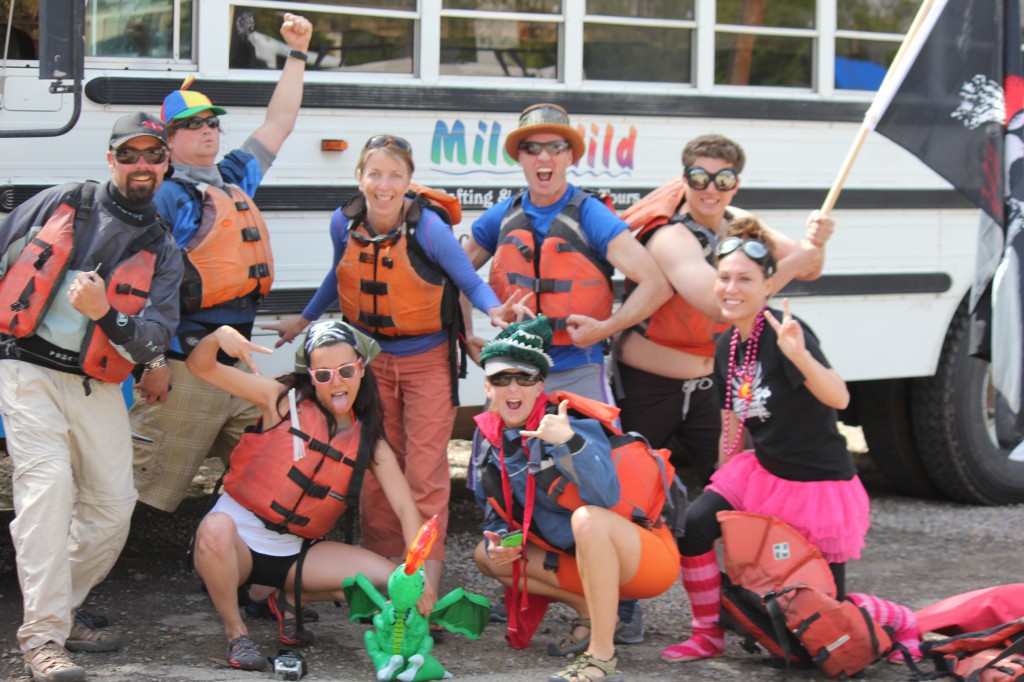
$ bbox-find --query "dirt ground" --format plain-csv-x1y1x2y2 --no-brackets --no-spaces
1,438,1022,682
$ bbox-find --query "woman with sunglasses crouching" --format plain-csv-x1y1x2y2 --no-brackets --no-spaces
660,216,880,663
263,134,513,599
473,315,680,682
186,320,434,671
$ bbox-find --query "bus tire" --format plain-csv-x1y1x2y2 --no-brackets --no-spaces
855,379,941,498
909,302,1024,505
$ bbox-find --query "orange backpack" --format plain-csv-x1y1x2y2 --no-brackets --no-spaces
718,511,894,679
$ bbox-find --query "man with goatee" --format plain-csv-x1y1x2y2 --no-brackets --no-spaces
0,111,183,681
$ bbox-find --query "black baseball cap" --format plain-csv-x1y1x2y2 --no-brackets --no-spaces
109,112,168,149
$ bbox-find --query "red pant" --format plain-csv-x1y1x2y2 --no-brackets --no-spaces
359,343,454,561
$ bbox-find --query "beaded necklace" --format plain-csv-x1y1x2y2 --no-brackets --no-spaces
724,307,767,458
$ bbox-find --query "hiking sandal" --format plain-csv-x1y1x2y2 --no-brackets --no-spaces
549,650,624,682
268,592,315,647
24,642,85,682
226,634,267,671
65,622,123,652
547,619,591,657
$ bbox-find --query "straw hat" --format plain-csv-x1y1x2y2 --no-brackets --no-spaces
504,103,584,163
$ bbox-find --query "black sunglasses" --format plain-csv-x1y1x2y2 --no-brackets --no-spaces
177,116,221,131
716,237,776,275
488,372,541,387
365,134,413,153
684,166,739,192
112,146,168,164
518,140,572,156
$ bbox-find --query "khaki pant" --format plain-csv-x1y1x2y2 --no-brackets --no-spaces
131,358,260,512
0,361,136,652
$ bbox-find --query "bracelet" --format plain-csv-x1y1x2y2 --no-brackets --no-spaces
287,49,308,62
144,356,167,371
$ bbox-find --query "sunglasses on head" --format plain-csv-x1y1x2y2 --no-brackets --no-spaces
488,372,541,387
518,140,572,156
684,166,739,192
308,359,362,384
365,134,413,153
177,116,220,131
112,146,168,165
716,237,775,274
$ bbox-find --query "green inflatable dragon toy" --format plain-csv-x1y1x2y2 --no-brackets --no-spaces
342,516,490,681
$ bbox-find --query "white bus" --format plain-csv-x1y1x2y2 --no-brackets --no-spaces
1,0,1014,504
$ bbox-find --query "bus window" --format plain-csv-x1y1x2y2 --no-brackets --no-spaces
86,0,177,58
440,1,558,78
230,4,414,72
835,0,916,91
583,0,694,84
714,0,815,88
1,0,39,60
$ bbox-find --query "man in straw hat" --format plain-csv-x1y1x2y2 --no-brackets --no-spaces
0,112,183,681
463,102,670,405
131,12,313,515
462,102,671,644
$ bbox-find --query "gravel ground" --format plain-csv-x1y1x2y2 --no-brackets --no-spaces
1,434,1023,682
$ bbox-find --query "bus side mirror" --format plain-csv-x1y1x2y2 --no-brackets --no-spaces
39,0,84,82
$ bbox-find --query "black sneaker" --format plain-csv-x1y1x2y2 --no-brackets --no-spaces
226,635,266,671
489,600,508,623
74,609,109,629
614,603,645,645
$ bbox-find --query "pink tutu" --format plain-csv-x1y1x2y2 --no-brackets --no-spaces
707,451,870,563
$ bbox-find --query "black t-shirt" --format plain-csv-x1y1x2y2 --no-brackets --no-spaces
713,309,855,482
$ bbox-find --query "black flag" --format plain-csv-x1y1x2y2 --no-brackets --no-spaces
873,0,1024,447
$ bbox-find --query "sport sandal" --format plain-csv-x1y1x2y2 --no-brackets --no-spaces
548,618,591,657
549,650,624,682
24,642,85,682
226,634,267,671
65,622,123,652
268,592,315,647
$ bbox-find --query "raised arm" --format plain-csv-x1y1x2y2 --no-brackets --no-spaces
250,13,312,155
185,326,282,416
764,300,849,409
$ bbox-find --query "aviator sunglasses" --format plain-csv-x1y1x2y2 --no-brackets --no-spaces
177,116,221,131
488,372,541,387
518,140,572,156
684,166,739,192
112,146,168,164
308,359,362,384
716,237,776,275
365,134,413,153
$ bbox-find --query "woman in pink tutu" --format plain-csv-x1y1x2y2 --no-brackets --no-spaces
662,217,918,663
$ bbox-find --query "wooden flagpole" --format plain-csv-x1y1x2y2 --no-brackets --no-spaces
820,0,940,216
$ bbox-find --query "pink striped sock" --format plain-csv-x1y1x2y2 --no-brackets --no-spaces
847,593,922,660
661,551,725,663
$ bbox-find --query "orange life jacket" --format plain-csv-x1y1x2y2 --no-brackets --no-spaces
621,180,743,357
489,191,614,346
223,399,370,539
479,390,675,556
337,191,459,338
178,181,273,314
0,182,162,383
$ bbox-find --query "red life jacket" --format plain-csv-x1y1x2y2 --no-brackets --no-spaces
621,181,749,357
0,182,162,383
224,399,370,539
178,181,273,314
337,189,459,338
489,191,614,346
78,249,158,382
0,186,88,337
477,390,675,556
